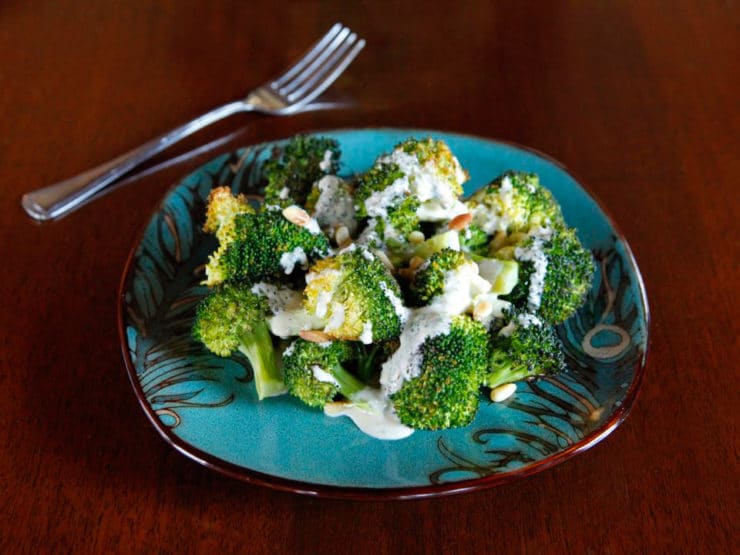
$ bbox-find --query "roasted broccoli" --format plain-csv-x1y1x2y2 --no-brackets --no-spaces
192,284,286,399
202,186,255,241
303,247,406,342
193,135,595,437
459,223,490,258
204,208,331,286
282,339,365,408
388,315,489,430
407,248,470,306
497,226,594,324
482,314,566,392
466,171,564,235
263,135,341,207
355,138,468,232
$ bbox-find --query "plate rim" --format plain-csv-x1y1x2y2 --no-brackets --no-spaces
117,126,650,500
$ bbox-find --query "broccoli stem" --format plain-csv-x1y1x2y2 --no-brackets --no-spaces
330,363,366,399
237,322,287,400
483,364,533,391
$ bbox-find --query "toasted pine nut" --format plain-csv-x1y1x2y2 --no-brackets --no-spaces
448,212,473,231
473,300,493,321
407,230,425,244
490,230,508,250
282,205,311,226
490,383,517,402
334,225,350,246
299,329,332,343
397,268,416,280
372,249,394,270
408,256,425,270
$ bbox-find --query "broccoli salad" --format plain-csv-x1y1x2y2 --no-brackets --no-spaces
192,135,594,440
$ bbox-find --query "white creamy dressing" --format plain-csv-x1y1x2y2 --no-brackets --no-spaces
311,365,339,386
363,174,410,219
365,147,468,223
359,321,373,344
314,290,332,319
429,262,492,315
380,309,452,395
416,197,468,221
305,217,322,235
279,246,308,274
517,312,542,328
379,281,411,324
278,187,290,200
319,149,333,172
324,387,414,440
250,282,302,314
325,302,346,332
514,237,548,312
311,175,358,235
380,258,516,394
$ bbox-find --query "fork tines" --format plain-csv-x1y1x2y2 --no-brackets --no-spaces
270,23,365,106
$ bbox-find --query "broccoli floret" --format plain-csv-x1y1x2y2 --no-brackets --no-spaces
390,315,489,430
204,209,330,286
408,249,469,306
354,163,405,219
466,171,564,234
482,316,566,391
379,195,423,239
355,138,468,233
499,227,594,324
303,248,405,342
459,223,490,258
282,339,365,408
399,137,466,198
355,164,422,243
192,284,286,399
202,186,255,241
263,135,341,207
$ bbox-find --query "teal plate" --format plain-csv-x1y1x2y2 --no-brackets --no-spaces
118,128,649,499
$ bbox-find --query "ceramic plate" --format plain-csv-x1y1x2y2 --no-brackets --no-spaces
118,128,649,499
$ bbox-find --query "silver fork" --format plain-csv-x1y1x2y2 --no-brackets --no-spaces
22,23,365,222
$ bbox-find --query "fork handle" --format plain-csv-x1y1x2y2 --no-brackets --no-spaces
22,100,250,221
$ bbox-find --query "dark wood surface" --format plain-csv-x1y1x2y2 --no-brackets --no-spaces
1,2,737,552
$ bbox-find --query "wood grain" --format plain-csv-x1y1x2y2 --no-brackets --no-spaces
0,1,737,552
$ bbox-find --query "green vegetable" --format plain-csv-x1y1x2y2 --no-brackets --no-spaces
192,284,286,400
303,248,405,342
399,137,465,197
263,135,341,207
499,226,594,324
391,316,489,430
459,223,490,258
483,316,566,391
202,186,255,241
408,248,468,307
204,209,330,286
466,171,564,234
282,339,365,408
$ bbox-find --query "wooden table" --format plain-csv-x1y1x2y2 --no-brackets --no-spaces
1,2,736,552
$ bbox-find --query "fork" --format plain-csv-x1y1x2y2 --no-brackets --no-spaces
22,23,365,222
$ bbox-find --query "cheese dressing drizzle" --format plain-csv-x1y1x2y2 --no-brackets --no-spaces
324,387,414,440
